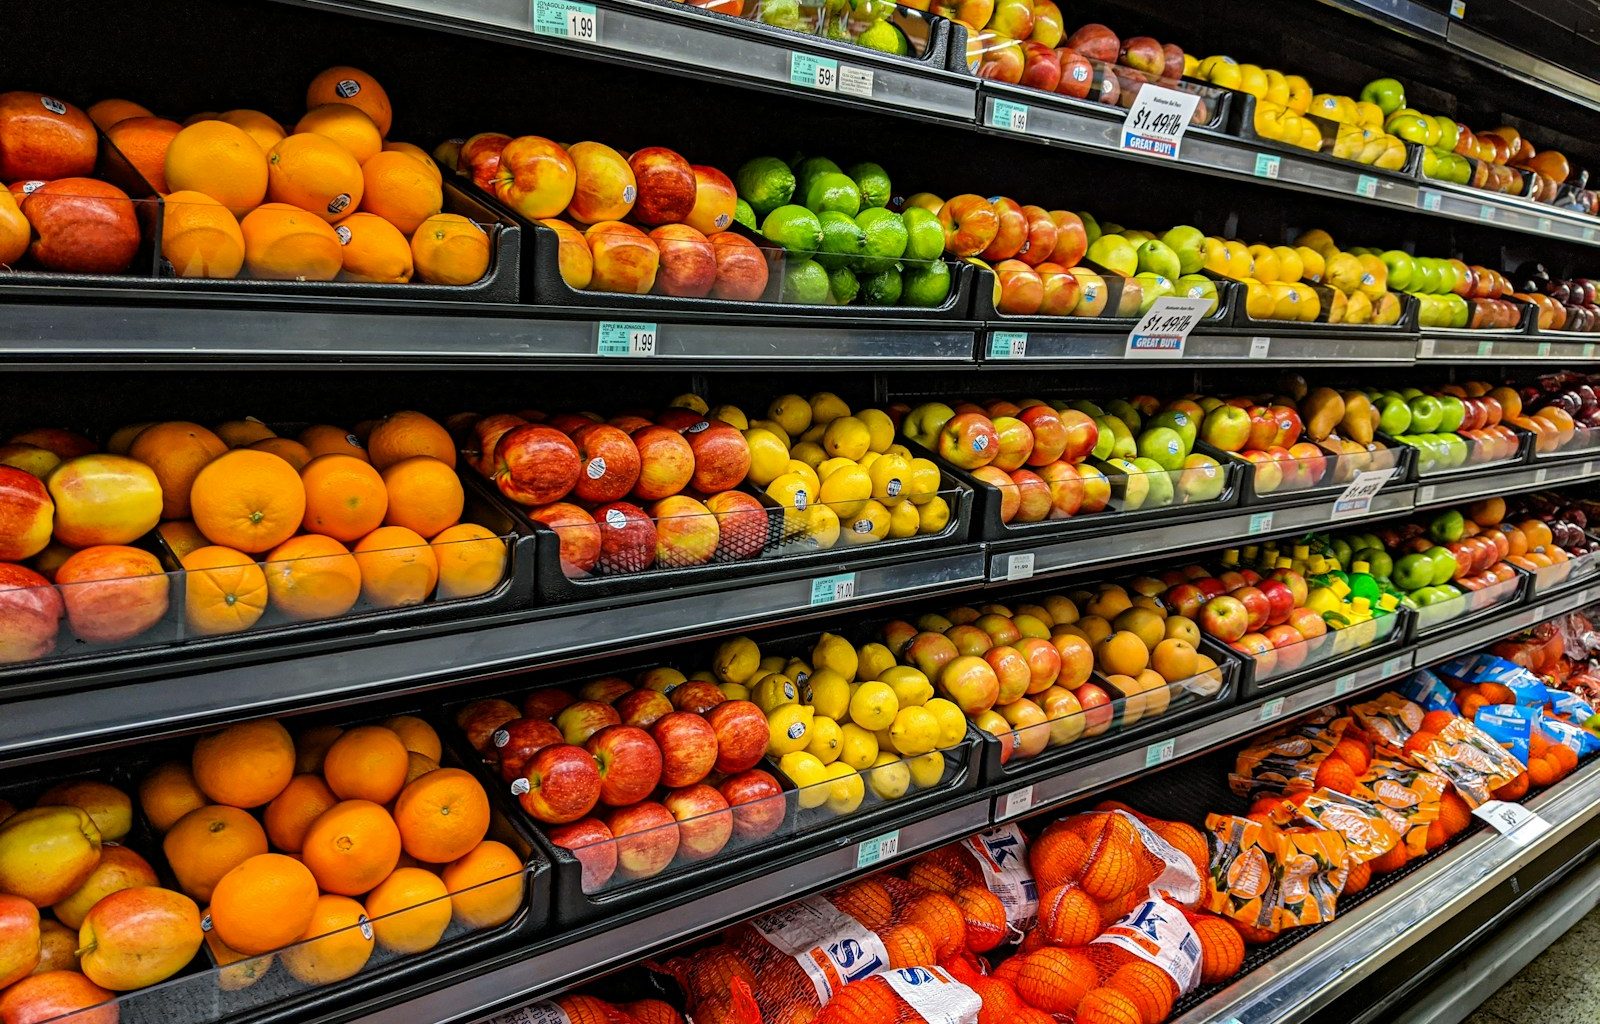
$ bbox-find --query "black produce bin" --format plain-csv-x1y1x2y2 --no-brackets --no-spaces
1209,606,1414,700
1415,294,1538,336
1378,426,1535,484
1210,437,1414,509
1223,91,1425,178
975,66,1232,135
970,263,1238,332
1407,565,1531,640
1223,278,1421,335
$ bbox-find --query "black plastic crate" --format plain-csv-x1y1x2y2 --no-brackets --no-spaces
1209,606,1414,699
1211,437,1414,509
1223,91,1424,179
1407,565,1531,640
1223,278,1421,336
969,262,1238,332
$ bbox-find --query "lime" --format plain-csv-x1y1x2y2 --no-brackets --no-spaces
900,206,944,262
792,156,843,206
855,18,909,54
860,268,902,305
856,208,908,273
758,0,804,30
804,172,862,216
762,204,824,253
827,266,860,305
733,198,757,231
846,162,892,210
817,210,867,270
782,258,831,304
736,156,796,217
902,260,952,307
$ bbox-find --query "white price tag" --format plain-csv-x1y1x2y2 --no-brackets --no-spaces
1473,800,1549,846
1419,337,1436,357
1126,296,1211,357
597,321,657,356
1145,738,1175,767
1248,510,1274,535
1382,656,1409,677
1248,336,1270,358
856,830,901,867
1119,85,1201,160
1259,697,1286,722
809,572,857,606
1534,467,1548,484
1000,786,1034,819
988,332,1028,359
1418,485,1436,504
991,99,1029,133
1004,552,1035,582
1537,341,1552,357
790,52,838,91
1331,468,1393,519
1449,0,1465,16
838,66,874,98
1479,205,1495,222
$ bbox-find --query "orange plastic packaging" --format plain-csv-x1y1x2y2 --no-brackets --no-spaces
1204,814,1349,931
1229,708,1343,796
1271,789,1403,865
1403,717,1527,807
1354,758,1447,856
1352,694,1425,751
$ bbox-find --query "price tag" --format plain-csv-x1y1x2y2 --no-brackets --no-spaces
1356,174,1379,199
790,52,838,91
838,66,874,98
596,321,657,356
1419,191,1443,212
1419,337,1436,357
1254,154,1281,179
1145,738,1176,767
809,572,857,606
1119,84,1201,160
1476,339,1493,356
1333,673,1357,697
991,99,1029,133
1534,467,1548,484
531,0,598,40
1000,786,1034,819
1418,485,1436,504
1537,341,1552,357
1478,205,1495,223
856,830,901,867
1538,217,1553,233
1472,801,1549,846
1004,553,1035,582
1586,343,1597,358
1126,296,1211,357
988,332,1028,359
1248,511,1275,535
1383,656,1409,677
1259,697,1286,722
1248,336,1271,358
1449,0,1465,16
1586,227,1600,243
1331,468,1393,519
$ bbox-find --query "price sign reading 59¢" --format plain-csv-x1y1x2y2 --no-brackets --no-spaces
1126,297,1212,357
1120,85,1201,160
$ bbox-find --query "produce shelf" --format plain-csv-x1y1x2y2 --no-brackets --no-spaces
1414,455,1600,508
1419,335,1600,362
978,327,1418,367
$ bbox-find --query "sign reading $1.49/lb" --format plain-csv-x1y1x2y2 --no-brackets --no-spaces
1120,85,1200,160
1126,297,1212,357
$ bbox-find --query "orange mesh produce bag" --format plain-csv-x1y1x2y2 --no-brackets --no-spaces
905,824,1039,942
484,994,645,1024
814,966,984,1024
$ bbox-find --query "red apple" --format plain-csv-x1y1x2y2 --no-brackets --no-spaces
55,545,166,644
585,220,660,294
1009,469,1052,524
657,408,707,432
994,259,1044,315
523,689,575,720
708,231,768,301
585,724,664,806
982,198,1028,261
906,631,960,678
686,421,751,494
685,164,737,237
706,490,767,561
668,681,727,715
548,817,617,893
0,93,97,181
1232,632,1279,674
1017,406,1067,465
492,136,577,220
945,624,991,658
1035,262,1082,315
532,502,602,577
570,424,642,504
514,743,602,824
1285,441,1327,487
1037,461,1083,518
547,412,601,436
1232,586,1271,632
494,425,580,506
1200,594,1248,642
459,697,521,752
1075,682,1114,735
0,971,116,1024
938,654,1001,715
1066,23,1120,63
1119,35,1164,74
593,501,657,574
1258,578,1296,627
25,178,140,274
605,800,679,878
705,699,768,774
984,644,1033,704
651,495,719,567
937,412,1000,470
977,37,1026,84
565,140,636,225
615,688,674,730
991,416,1036,471
0,563,60,664
628,147,696,226
1241,450,1282,493
1015,636,1062,694
938,194,999,257
491,717,565,782
629,425,694,501
663,783,733,861
0,893,38,988
719,769,786,840
651,711,718,788
1164,582,1205,619
1287,606,1327,640
1054,49,1095,99
972,466,1018,522
649,223,717,298
1019,43,1062,92
458,132,512,190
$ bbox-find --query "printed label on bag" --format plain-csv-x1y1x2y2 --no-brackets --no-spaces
1094,898,1203,994
1119,811,1202,904
966,824,1040,931
752,896,891,1001
882,966,984,1024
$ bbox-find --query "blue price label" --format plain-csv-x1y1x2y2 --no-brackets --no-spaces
1356,174,1378,198
988,332,1028,358
531,0,598,39
1253,153,1280,179
597,321,657,356
1259,697,1286,721
991,99,1029,133
856,830,901,867
1420,191,1442,212
1145,738,1175,767
1248,511,1274,535
790,52,839,91
1477,339,1493,356
810,572,857,606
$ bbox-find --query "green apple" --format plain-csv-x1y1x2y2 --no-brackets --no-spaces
1130,456,1176,506
1440,433,1469,467
1412,259,1441,295
1443,293,1469,328
1384,110,1431,145
1175,274,1219,314
1087,234,1137,277
1078,211,1101,247
1428,510,1464,543
1435,395,1465,433
1379,251,1415,292
1137,426,1188,471
1393,552,1433,591
1104,457,1148,510
1161,225,1206,275
1097,415,1136,459
1408,395,1443,432
1105,399,1142,433
1136,240,1183,280
1134,272,1175,314
1147,409,1197,452
1069,399,1106,417
1426,546,1459,586
1090,418,1115,460
1365,549,1394,580
1378,396,1412,435
1179,453,1225,502
1361,77,1407,115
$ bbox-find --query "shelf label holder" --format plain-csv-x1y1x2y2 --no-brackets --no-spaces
531,0,598,40
597,321,657,356
1473,800,1549,846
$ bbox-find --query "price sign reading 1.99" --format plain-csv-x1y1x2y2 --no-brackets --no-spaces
1120,85,1202,161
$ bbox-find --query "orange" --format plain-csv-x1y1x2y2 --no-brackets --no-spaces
300,453,388,542
334,211,413,283
381,456,463,538
267,133,365,222
831,877,894,929
1344,860,1371,895
163,804,269,902
1016,948,1096,1015
1030,827,1089,890
1551,743,1579,774
1108,961,1176,1024
1152,820,1208,882
88,98,152,131
182,545,268,635
879,922,935,969
280,893,375,985
1096,631,1149,676
382,141,443,183
191,448,308,553
299,424,370,462
1313,757,1358,795
901,891,966,961
266,774,340,852
364,867,451,953
139,762,207,833
302,799,402,896
209,852,320,955
355,526,439,608
205,928,274,991
411,213,490,286
1193,915,1245,984
217,109,286,153
106,116,182,192
0,190,25,266
905,854,964,896
306,67,393,137
367,411,456,470
165,120,269,217
359,151,442,235
192,717,296,808
264,534,362,620
381,715,442,761
431,523,507,600
241,202,343,281
1038,882,1102,946
955,883,1007,953
405,752,440,784
1370,843,1407,874
441,839,525,929
1076,987,1144,1024
1329,738,1370,775
215,418,276,448
248,436,313,470
296,724,344,773
323,725,411,804
185,111,221,125
129,420,228,519
161,190,246,278
393,768,490,863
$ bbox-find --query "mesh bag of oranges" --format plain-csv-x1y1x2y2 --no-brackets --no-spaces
813,965,984,1024
1399,714,1526,806
483,993,683,1024
904,824,1039,944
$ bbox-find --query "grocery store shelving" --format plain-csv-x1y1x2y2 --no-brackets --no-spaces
980,328,1418,367
1419,334,1600,363
1413,454,1600,509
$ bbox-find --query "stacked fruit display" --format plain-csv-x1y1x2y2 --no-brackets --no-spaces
1358,382,1525,471
1359,250,1527,330
0,412,504,663
1513,265,1600,332
455,673,783,892
748,0,917,58
1069,221,1224,318
1508,372,1600,453
733,153,954,306
0,714,522,1016
1318,503,1522,615
1505,493,1600,571
1196,384,1386,495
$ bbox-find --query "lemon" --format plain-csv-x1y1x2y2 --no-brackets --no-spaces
856,642,896,682
800,423,827,446
767,703,814,756
849,680,898,730
638,666,685,691
817,457,856,480
868,453,911,506
766,472,813,531
712,636,761,684
823,762,865,815
709,404,748,429
809,391,851,424
890,706,940,756
812,632,859,681
759,654,787,674
807,716,844,764
779,750,829,808
843,500,891,544
857,451,879,469
807,667,852,719
784,657,813,685
787,460,821,494
750,419,791,447
820,465,872,518
719,682,750,700
769,394,812,437
670,392,709,414
908,750,945,788
688,669,717,682
889,501,920,538
744,428,791,486
876,725,902,756
853,407,894,453
790,441,825,468
885,443,913,460
880,665,933,707
924,697,969,748
905,458,941,506
822,417,871,461
752,674,799,713
867,752,910,800
839,722,880,769
808,505,841,548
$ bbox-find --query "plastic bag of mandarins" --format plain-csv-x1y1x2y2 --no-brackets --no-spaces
1205,812,1350,931
1402,716,1526,806
904,824,1040,942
